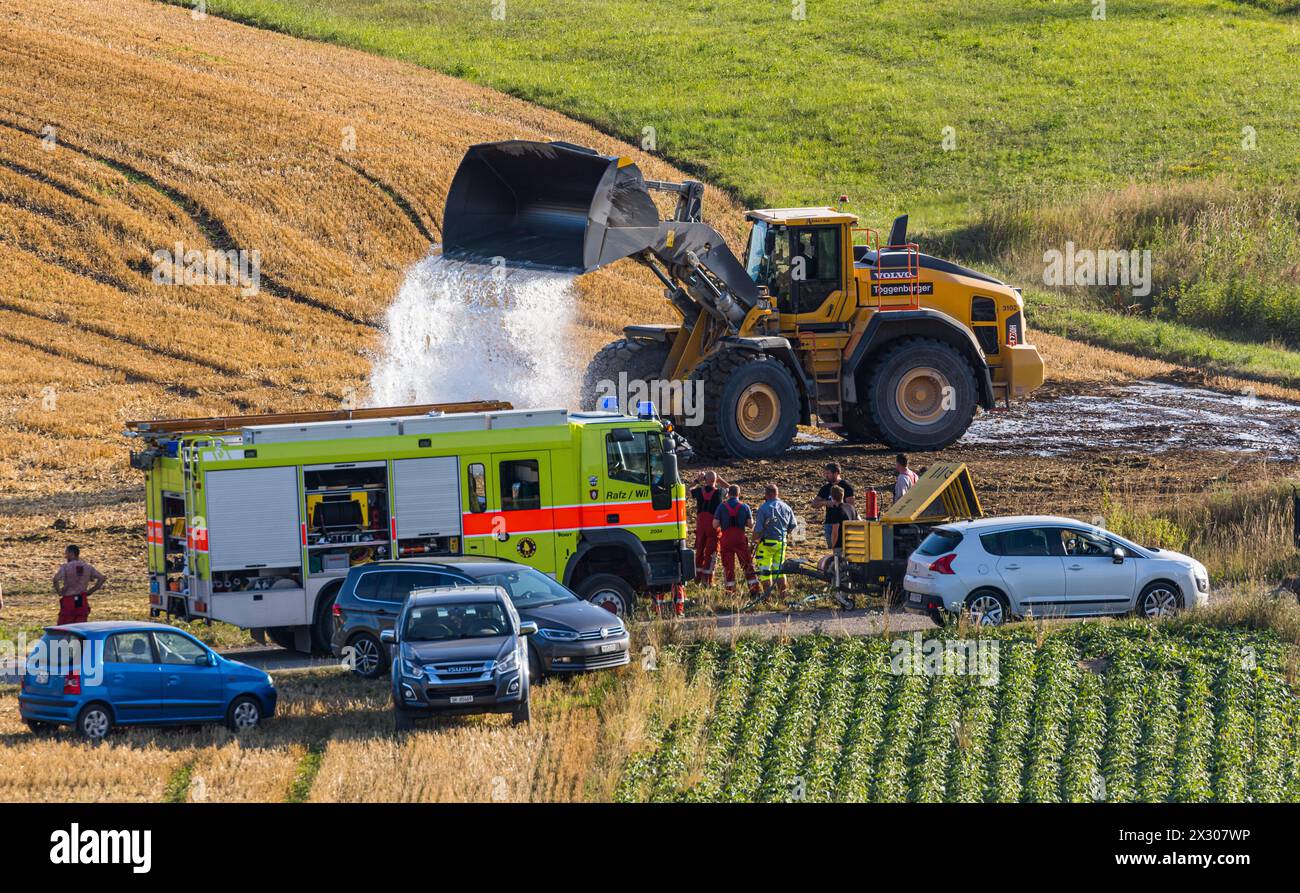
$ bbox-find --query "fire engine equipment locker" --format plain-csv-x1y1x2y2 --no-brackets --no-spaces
392,456,462,539
205,466,302,571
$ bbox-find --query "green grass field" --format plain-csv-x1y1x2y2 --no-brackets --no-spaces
181,0,1300,370
621,625,1300,803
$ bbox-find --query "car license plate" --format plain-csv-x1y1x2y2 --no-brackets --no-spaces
449,695,474,704
600,643,620,654
35,673,48,685
908,592,923,604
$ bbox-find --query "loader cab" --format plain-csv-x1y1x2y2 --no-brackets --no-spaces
743,209,855,324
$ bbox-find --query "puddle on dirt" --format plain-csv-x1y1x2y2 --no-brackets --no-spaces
964,380,1300,457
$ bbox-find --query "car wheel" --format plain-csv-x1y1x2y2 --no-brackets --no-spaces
1137,582,1181,619
575,573,637,618
347,632,386,679
226,695,262,733
393,706,415,732
511,695,532,726
75,703,113,742
966,589,1009,626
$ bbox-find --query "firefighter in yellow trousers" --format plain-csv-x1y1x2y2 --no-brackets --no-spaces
751,484,797,602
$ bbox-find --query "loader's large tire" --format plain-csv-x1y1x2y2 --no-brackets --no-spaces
865,337,978,451
580,338,672,410
689,350,799,460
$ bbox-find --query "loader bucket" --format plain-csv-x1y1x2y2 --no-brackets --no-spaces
442,140,662,274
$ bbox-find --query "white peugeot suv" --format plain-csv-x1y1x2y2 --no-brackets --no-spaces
902,515,1210,626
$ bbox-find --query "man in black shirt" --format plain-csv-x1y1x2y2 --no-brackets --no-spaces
824,486,859,551
689,470,729,584
810,462,855,549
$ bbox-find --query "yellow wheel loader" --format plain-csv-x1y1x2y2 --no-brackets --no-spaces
442,140,1045,459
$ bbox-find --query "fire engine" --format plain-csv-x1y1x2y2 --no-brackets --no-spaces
126,401,690,652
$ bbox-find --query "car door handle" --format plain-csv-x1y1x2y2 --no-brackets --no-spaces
1068,564,1083,571
1004,563,1021,570
167,674,180,685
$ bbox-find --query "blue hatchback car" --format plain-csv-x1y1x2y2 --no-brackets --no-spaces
18,622,277,741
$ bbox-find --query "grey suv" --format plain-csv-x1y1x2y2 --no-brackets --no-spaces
330,557,631,680
384,586,536,729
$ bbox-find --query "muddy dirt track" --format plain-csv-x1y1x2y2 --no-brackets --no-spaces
683,375,1300,565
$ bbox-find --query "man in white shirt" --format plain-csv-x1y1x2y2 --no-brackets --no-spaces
894,453,919,503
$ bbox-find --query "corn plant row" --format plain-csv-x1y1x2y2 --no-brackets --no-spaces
1060,670,1107,802
1099,644,1145,802
647,717,699,802
614,733,665,802
798,639,866,802
1210,656,1255,802
1171,660,1215,802
1135,670,1180,802
721,642,796,802
946,671,998,802
984,640,1037,802
1023,638,1080,803
833,639,893,802
871,670,929,802
1285,702,1300,803
685,638,762,802
909,664,961,803
1247,668,1291,803
757,638,830,802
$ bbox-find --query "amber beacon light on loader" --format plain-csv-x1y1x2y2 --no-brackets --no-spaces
442,140,1045,460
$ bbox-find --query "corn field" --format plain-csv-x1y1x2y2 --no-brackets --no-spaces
616,625,1300,803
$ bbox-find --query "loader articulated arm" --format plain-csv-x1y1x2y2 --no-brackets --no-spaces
441,139,759,329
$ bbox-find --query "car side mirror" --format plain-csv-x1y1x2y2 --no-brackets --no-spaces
518,621,539,637
196,652,215,667
380,629,396,644
1112,546,1127,564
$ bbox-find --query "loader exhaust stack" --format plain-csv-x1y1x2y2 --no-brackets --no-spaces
442,140,663,274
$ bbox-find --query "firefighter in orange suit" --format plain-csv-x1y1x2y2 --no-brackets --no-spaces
713,486,761,598
689,470,728,584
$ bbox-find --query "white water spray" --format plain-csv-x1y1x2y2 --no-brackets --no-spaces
368,252,582,408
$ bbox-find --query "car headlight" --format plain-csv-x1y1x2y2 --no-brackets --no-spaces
401,659,425,680
495,650,518,674
1195,572,1209,593
537,628,579,641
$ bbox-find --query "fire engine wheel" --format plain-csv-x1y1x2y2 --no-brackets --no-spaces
690,350,799,460
580,337,672,410
310,582,342,656
866,337,977,451
576,573,637,617
266,627,296,651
